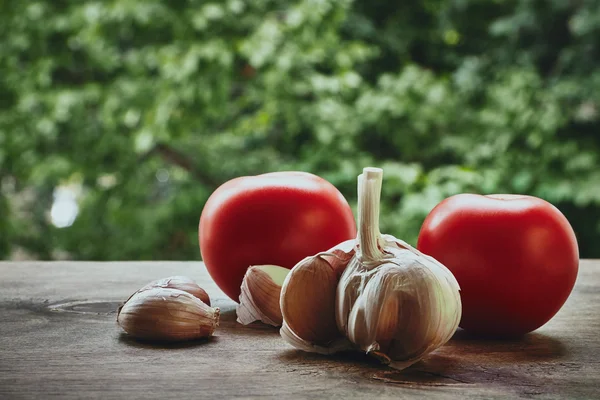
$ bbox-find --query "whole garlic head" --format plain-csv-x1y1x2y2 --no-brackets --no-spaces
280,167,461,369
337,236,461,369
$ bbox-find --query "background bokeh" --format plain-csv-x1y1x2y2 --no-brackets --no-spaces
1,0,599,261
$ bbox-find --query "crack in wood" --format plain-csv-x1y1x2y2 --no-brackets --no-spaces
371,375,465,387
418,371,471,384
48,300,121,315
370,370,471,386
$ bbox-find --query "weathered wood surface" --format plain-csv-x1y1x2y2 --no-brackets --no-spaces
0,261,598,400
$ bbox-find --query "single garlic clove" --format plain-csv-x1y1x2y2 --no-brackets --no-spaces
280,251,349,344
236,265,289,326
117,287,220,342
126,275,211,306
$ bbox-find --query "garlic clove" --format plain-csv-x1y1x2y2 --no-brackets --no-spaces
125,275,211,306
117,287,220,342
236,265,289,326
280,250,350,345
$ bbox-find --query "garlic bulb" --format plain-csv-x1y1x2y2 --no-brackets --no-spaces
280,167,461,369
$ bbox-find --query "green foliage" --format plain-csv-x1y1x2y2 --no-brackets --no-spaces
1,0,599,260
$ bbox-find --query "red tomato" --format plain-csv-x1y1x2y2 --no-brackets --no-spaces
199,172,356,301
417,194,579,337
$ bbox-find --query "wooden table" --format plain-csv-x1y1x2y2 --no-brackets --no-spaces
0,261,598,399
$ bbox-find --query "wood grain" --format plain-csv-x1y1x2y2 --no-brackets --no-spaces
0,261,599,399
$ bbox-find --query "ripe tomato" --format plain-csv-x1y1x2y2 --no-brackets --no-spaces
417,194,579,337
199,172,356,301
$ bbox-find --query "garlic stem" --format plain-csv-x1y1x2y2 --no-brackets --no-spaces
357,167,386,264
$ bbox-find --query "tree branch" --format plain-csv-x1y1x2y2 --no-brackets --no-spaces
142,143,219,188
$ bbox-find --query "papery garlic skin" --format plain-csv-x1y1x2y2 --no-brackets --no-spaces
117,287,220,341
132,276,211,306
279,321,353,355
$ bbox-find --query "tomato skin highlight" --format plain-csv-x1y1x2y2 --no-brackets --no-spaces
417,194,579,337
199,172,357,302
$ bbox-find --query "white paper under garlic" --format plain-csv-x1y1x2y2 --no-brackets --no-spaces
280,167,461,370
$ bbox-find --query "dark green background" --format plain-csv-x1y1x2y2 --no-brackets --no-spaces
1,0,599,260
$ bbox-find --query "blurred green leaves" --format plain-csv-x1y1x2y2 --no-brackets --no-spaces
1,0,599,260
